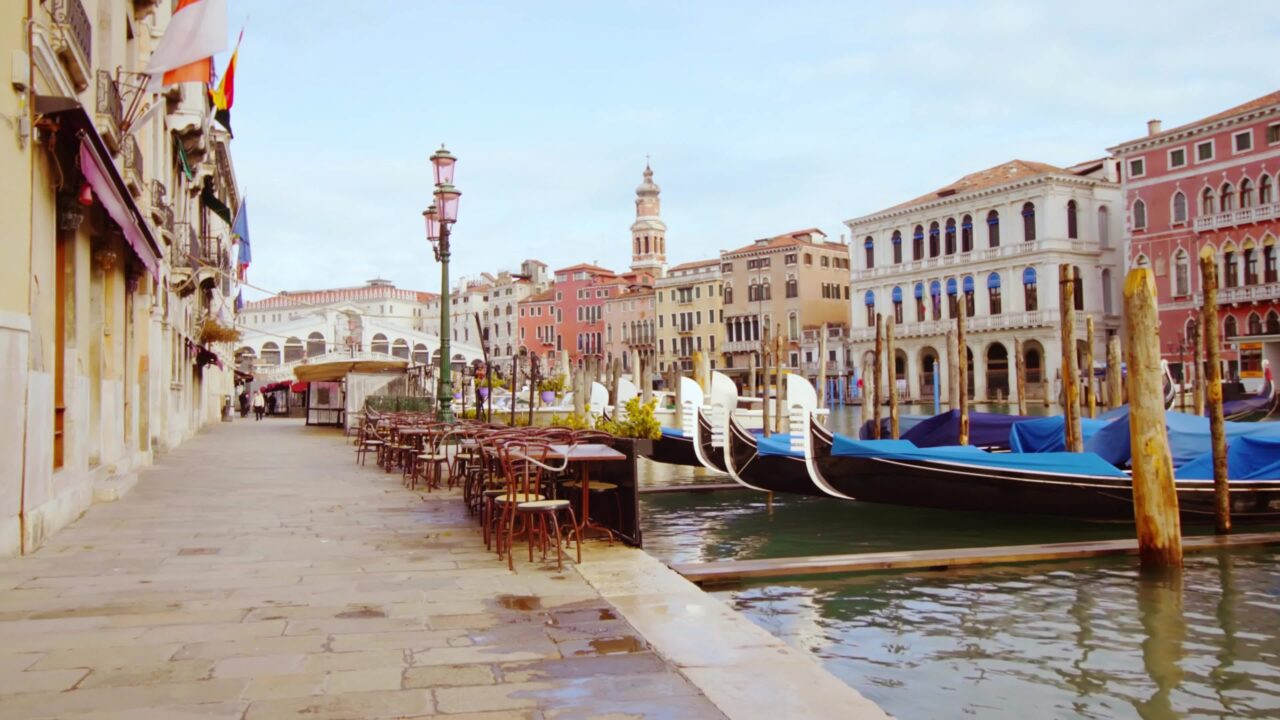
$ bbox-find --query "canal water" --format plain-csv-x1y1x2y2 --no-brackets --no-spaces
637,405,1280,719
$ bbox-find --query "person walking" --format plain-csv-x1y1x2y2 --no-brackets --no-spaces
252,390,265,421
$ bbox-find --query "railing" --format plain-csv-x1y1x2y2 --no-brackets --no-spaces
53,0,91,67
1219,282,1280,304
1193,202,1280,233
859,238,1103,280
724,340,759,353
122,135,143,191
95,70,122,147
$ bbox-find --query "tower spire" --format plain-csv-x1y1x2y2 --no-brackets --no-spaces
630,160,666,278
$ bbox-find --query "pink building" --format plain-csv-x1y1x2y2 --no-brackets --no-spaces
1110,91,1280,383
517,287,558,367
550,264,623,368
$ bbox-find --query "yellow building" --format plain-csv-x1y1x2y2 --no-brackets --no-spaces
1,1,241,556
655,259,723,374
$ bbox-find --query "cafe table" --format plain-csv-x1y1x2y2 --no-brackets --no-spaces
546,443,627,541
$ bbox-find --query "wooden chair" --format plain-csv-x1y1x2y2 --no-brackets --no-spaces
498,441,581,572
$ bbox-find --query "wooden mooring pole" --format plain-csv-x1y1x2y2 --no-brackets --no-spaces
886,319,899,439
956,296,969,445
761,325,771,439
1107,335,1123,409
1060,264,1083,452
872,314,883,440
1200,252,1230,535
946,329,958,410
775,324,786,435
1124,267,1183,568
1085,315,1097,419
1014,337,1028,416
817,323,828,409
747,350,757,401
1191,317,1204,417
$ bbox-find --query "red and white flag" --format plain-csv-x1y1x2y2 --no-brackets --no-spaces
145,0,227,89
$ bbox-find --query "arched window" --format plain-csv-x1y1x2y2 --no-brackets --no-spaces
1248,312,1263,335
913,225,925,260
1097,206,1110,247
1022,202,1036,241
944,218,957,255
761,281,771,300
1240,178,1255,209
1244,242,1259,285
1101,268,1113,315
864,236,875,269
1202,187,1216,215
260,342,280,365
892,286,903,324
1224,315,1238,338
1265,239,1277,283
306,332,325,357
371,333,389,354
391,339,410,359
962,276,975,317
284,337,304,363
634,238,640,255
412,343,429,365
987,210,1000,247
929,222,940,257
1224,245,1239,288
987,272,1002,315
946,277,958,317
930,281,942,321
724,285,733,304
1023,267,1039,312
1173,250,1191,297
892,230,903,264
863,290,876,326
1132,199,1147,230
1221,183,1235,212
1066,200,1078,239
1172,192,1188,224
785,276,798,298
961,215,973,252
1261,175,1274,205
1268,311,1280,336
235,346,256,372
914,283,926,322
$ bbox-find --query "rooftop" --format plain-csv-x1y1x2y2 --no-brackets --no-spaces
669,258,721,272
723,228,835,256
1113,89,1280,150
883,160,1068,213
554,262,617,276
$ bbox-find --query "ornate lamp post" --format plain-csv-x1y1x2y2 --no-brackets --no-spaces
426,145,461,422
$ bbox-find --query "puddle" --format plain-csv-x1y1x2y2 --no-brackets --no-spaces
494,594,542,611
598,609,617,621
335,605,387,619
575,636,646,656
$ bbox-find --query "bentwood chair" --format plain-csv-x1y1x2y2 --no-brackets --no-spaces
498,441,581,572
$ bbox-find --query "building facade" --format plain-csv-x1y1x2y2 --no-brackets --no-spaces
720,229,851,381
630,163,667,280
846,159,1124,404
603,286,657,375
1109,91,1280,383
517,288,559,369
655,259,723,373
2,1,244,555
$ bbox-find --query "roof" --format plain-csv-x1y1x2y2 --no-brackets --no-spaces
293,358,408,382
554,263,616,276
668,258,720,272
522,288,557,303
1112,90,1280,151
723,228,833,256
883,160,1066,213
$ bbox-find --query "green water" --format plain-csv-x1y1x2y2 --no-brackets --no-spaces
638,405,1280,719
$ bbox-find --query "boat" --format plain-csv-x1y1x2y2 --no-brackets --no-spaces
861,409,1036,451
724,373,828,496
635,376,705,468
690,371,739,474
804,409,1280,522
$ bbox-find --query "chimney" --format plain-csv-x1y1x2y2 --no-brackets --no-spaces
1147,119,1162,136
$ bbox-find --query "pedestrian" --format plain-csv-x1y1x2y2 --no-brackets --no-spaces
253,390,265,421
266,393,276,416
239,390,249,418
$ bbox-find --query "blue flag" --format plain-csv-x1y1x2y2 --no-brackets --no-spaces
234,290,244,313
232,199,251,279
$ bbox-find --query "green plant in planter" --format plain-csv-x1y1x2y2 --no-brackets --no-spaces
538,375,567,393
548,411,592,430
603,397,662,440
482,376,508,390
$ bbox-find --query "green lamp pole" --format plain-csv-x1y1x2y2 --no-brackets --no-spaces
425,145,461,422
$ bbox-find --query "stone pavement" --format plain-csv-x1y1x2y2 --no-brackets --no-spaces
0,418,888,720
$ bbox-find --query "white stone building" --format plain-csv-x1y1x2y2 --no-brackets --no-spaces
420,259,551,368
846,159,1125,404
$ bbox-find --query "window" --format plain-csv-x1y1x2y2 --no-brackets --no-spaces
1133,199,1147,230
785,253,797,265
892,231,903,264
864,290,875,325
987,273,1002,315
987,210,1000,247
963,276,975,317
1023,267,1038,312
1240,178,1255,208
1066,200,1078,239
1245,246,1259,285
1173,250,1190,296
944,218,957,255
929,222,941,257
724,285,733,304
961,215,973,252
914,283,925,321
821,256,830,268
864,237,874,269
722,263,733,273
1172,191,1188,224
1261,176,1274,205
930,281,942,320
1202,187,1216,215
1249,312,1263,335
1266,243,1277,283
804,253,812,265
1234,130,1253,153
1225,247,1238,288
1224,315,1238,338
785,277,798,298
788,313,799,340
1221,183,1235,212
1168,147,1187,169
1022,202,1036,241
1196,140,1214,162
1128,157,1146,178
913,226,925,260
892,286,903,324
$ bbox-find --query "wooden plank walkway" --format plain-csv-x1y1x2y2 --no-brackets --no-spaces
638,483,744,495
674,531,1280,585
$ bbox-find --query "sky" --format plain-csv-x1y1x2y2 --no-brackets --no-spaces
222,0,1280,299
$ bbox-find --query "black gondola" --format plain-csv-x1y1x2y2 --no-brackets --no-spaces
724,414,828,497
641,427,702,467
692,406,728,473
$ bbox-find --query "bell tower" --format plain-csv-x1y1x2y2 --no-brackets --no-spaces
630,162,666,277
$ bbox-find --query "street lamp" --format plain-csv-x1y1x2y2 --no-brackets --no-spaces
428,145,462,422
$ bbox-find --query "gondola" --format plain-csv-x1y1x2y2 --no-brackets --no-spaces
723,374,828,496
805,411,1280,522
636,376,705,468
690,371,738,474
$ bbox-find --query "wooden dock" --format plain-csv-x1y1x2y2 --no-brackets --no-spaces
674,531,1280,585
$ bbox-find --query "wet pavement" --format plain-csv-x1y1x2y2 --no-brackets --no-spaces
0,418,884,719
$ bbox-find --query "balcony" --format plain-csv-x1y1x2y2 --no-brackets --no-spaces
1219,281,1280,305
95,70,123,153
859,238,1104,280
122,136,144,197
1192,202,1280,233
149,180,168,224
50,0,91,92
724,340,759,353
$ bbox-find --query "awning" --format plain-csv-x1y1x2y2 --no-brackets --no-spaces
988,272,1002,289
294,358,409,383
290,381,310,393
36,96,162,281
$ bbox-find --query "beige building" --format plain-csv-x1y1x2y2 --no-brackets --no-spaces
719,229,852,380
655,259,723,374
603,286,657,376
1,1,243,556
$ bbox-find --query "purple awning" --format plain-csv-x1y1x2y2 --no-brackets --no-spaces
79,140,159,281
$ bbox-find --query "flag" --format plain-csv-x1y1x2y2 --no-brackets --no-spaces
232,199,251,280
200,178,232,225
145,0,227,90
234,290,244,314
210,29,241,135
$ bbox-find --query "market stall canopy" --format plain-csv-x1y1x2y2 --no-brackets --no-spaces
293,358,408,383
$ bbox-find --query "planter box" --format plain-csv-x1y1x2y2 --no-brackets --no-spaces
541,390,556,404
